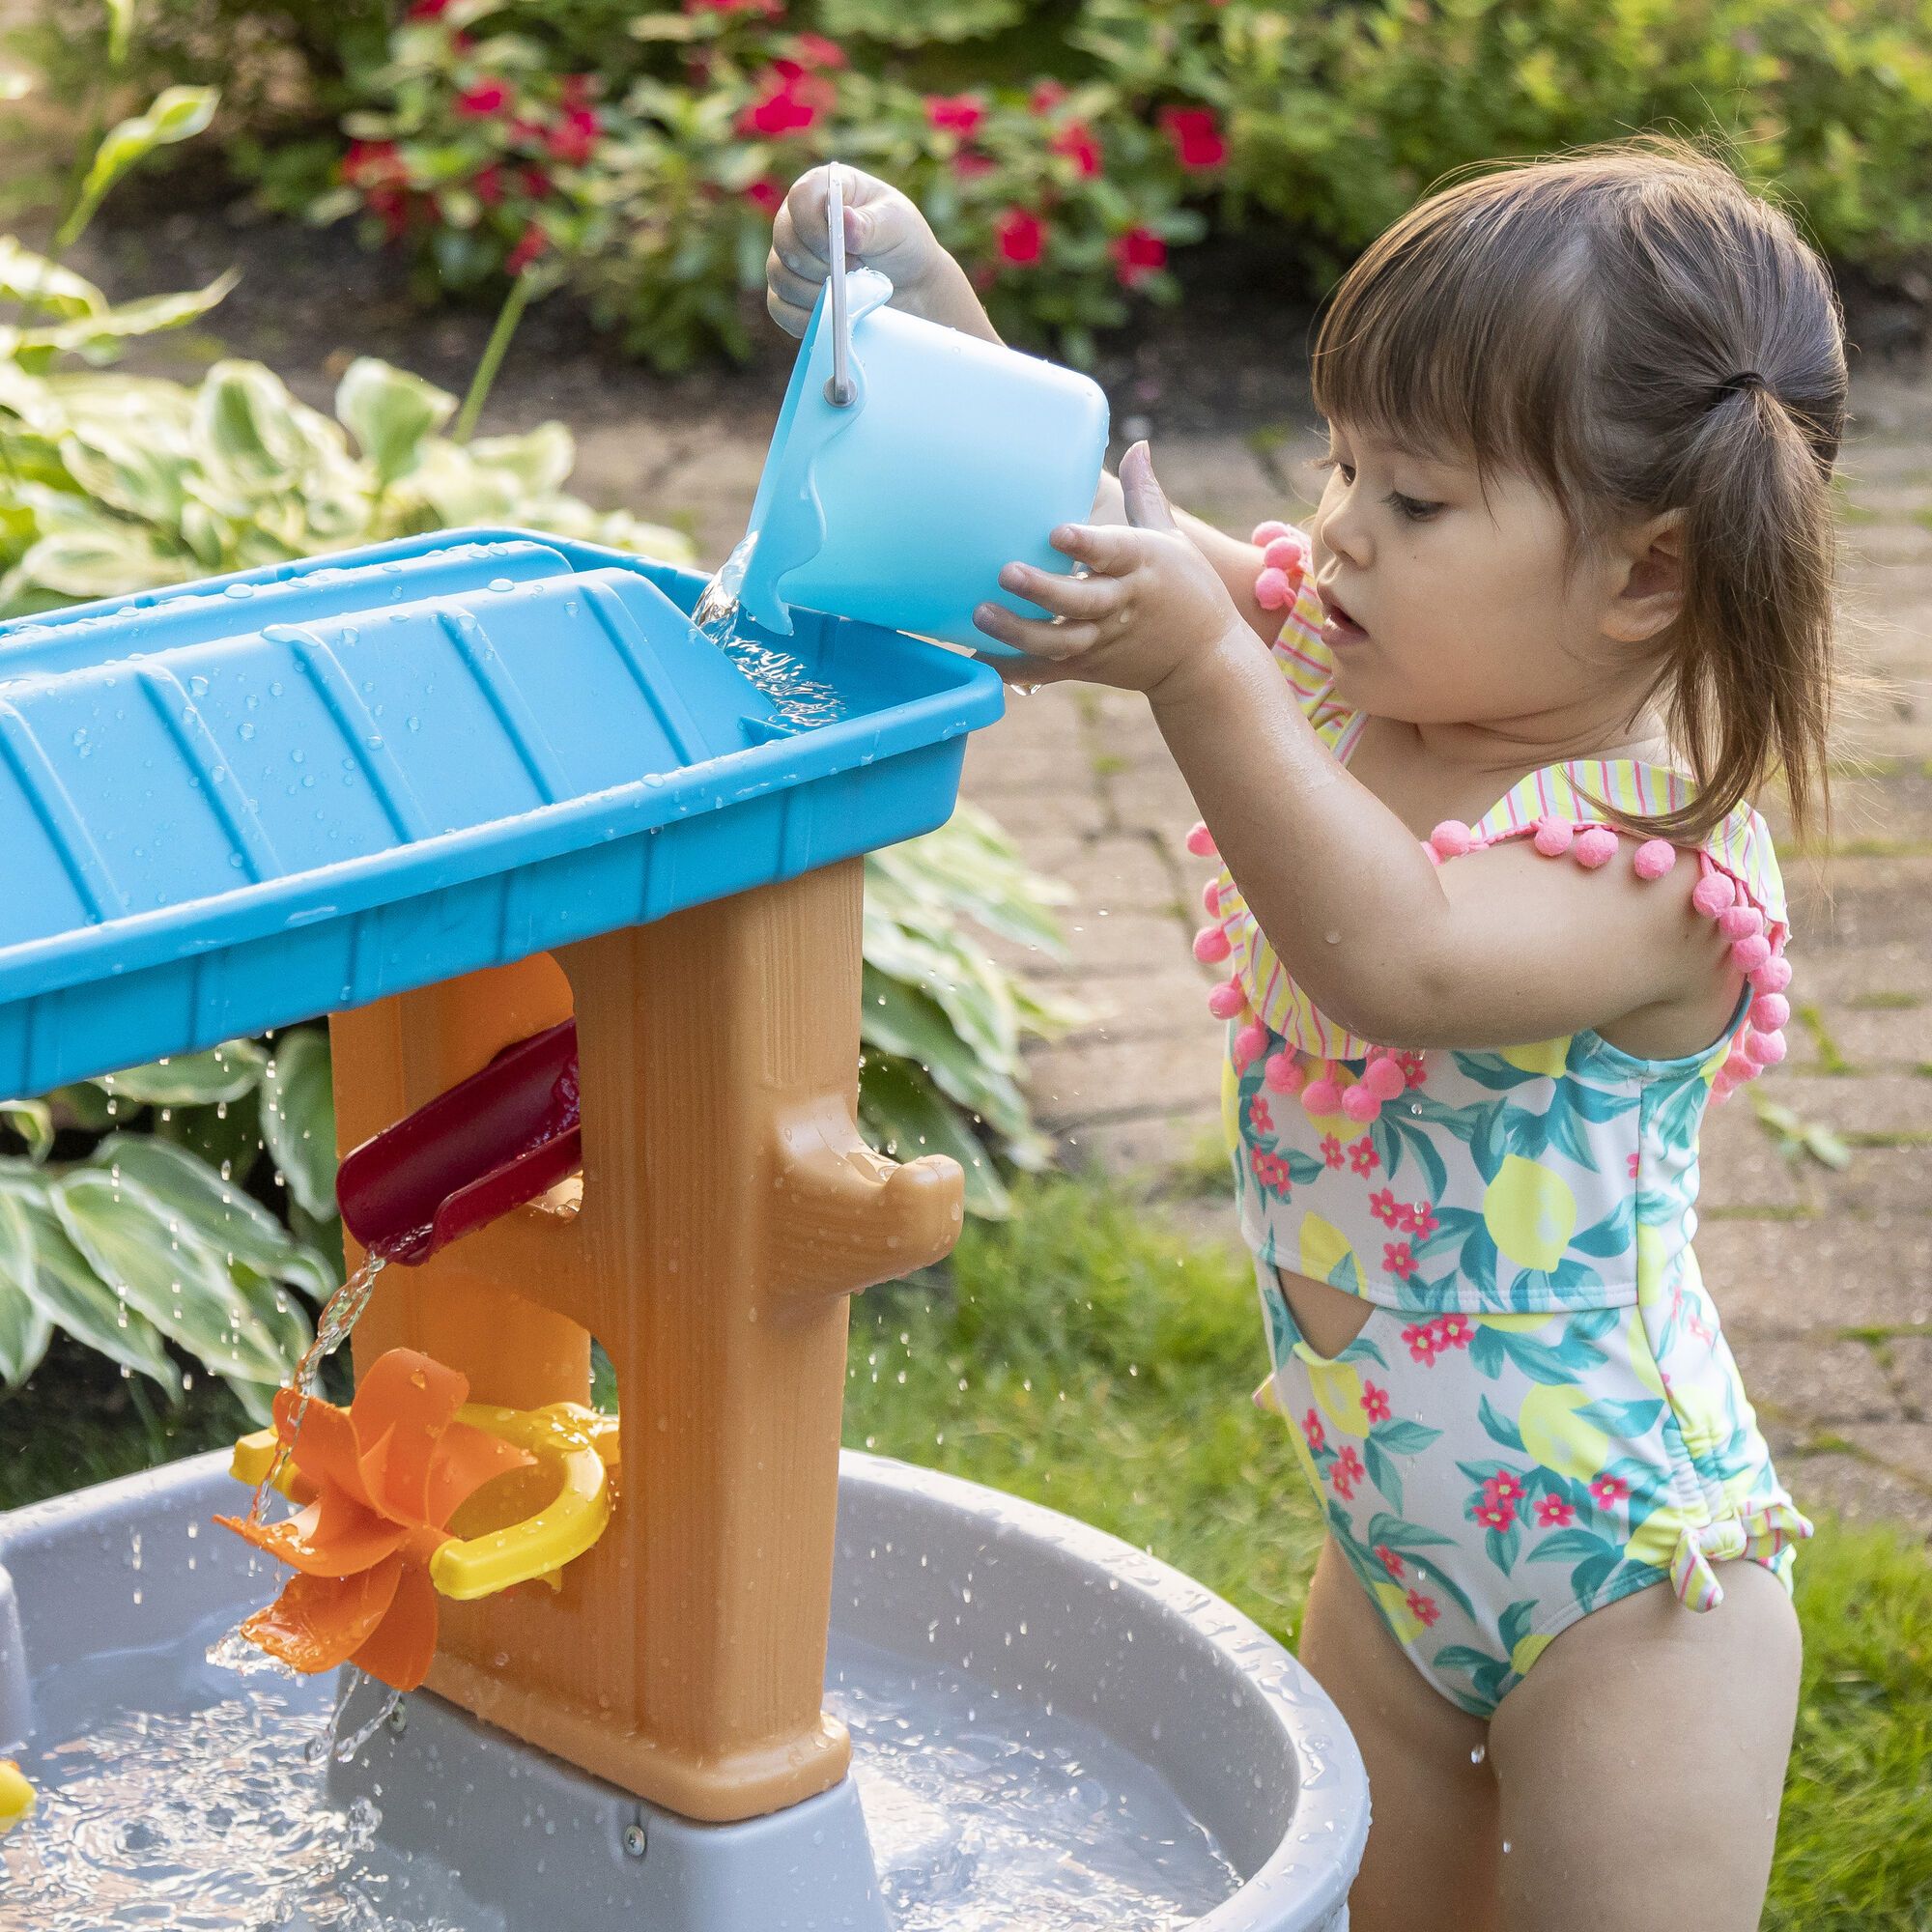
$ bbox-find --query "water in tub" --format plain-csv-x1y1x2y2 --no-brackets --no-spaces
5,1602,1240,1928
693,533,847,731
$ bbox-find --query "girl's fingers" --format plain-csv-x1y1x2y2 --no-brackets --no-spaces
980,653,1078,688
972,603,1106,658
995,561,1122,619
1048,522,1146,574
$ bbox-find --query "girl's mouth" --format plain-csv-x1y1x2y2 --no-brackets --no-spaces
1317,582,1369,647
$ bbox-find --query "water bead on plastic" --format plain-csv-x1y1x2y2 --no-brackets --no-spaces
1573,826,1620,869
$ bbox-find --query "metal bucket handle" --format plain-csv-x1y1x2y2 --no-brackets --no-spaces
824,164,855,409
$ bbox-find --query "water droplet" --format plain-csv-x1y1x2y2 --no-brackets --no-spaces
239,721,256,740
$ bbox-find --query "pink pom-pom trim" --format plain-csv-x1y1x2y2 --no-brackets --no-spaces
1252,520,1292,548
1429,821,1473,859
1633,838,1676,880
1341,1084,1381,1123
1690,874,1734,919
1208,980,1247,1020
1728,1051,1763,1081
1574,826,1620,869
1262,537,1302,574
1185,821,1216,858
1533,818,1575,858
1731,934,1772,973
1255,567,1293,611
1202,879,1221,916
1264,1051,1306,1094
1751,954,1792,995
1749,993,1790,1032
1745,1027,1787,1065
1233,1021,1268,1070
1719,906,1765,942
1301,1075,1343,1115
1362,1056,1406,1102
1193,924,1232,964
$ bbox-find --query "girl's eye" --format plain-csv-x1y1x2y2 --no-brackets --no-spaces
1312,455,1353,485
1386,491,1440,523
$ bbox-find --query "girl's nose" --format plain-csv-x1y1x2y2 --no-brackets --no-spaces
1315,494,1371,569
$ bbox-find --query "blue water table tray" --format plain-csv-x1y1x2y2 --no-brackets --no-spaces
0,529,1003,1094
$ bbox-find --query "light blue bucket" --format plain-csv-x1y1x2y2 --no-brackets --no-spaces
733,255,1110,655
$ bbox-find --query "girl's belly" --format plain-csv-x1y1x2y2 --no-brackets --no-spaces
1275,1265,1377,1356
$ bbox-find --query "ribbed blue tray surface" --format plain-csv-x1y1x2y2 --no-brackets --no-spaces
0,528,1002,1092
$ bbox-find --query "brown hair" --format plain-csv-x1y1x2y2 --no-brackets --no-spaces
1307,133,1847,844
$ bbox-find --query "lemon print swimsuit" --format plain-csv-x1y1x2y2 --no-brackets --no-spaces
1203,523,1812,1719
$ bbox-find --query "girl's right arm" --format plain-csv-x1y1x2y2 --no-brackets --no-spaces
765,167,1274,641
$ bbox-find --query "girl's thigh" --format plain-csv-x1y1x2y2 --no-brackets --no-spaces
1486,1558,1801,1932
1296,1537,1501,1932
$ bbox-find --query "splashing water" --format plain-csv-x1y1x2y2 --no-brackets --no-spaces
691,534,847,731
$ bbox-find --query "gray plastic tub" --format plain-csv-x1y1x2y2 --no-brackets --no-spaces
0,1448,1366,1929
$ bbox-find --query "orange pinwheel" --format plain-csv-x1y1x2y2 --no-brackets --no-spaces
215,1349,534,1690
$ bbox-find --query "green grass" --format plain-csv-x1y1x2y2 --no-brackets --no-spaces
3,1175,1926,1924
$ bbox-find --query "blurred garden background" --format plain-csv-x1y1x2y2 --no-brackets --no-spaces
0,0,1928,1921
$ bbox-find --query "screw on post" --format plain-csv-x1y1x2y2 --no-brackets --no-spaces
623,1819,648,1860
824,163,855,410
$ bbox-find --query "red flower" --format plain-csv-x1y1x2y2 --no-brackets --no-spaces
518,164,554,200
457,81,508,118
1406,1589,1441,1628
343,139,405,188
1396,1051,1428,1089
1331,1445,1364,1500
1401,1322,1439,1366
925,92,985,136
365,185,409,241
951,151,997,181
472,163,504,207
1382,1241,1416,1280
506,219,548,273
1406,1201,1439,1241
744,175,785,215
1320,1133,1344,1169
1535,1494,1576,1528
789,32,847,69
1373,1543,1404,1578
1250,1149,1292,1194
1589,1475,1630,1509
738,66,834,137
1469,1495,1516,1531
685,0,781,13
994,208,1044,266
545,106,600,164
1248,1096,1274,1134
559,72,596,110
1301,1407,1325,1454
1111,225,1166,288
1484,1470,1525,1506
1361,1379,1391,1424
1159,104,1227,172
1049,120,1101,179
1431,1312,1474,1351
1368,1187,1400,1228
1628,1151,1640,1179
1349,1136,1379,1176
406,0,450,16
1030,79,1069,113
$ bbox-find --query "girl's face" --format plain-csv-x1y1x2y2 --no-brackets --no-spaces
1307,419,1662,735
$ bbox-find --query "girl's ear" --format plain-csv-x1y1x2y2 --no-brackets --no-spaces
1602,509,1685,644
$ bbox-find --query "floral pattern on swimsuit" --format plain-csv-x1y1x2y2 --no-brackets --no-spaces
1208,519,1811,1713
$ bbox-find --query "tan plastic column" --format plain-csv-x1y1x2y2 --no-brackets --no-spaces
331,860,965,1821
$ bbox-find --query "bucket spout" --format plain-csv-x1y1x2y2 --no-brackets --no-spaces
336,1019,582,1265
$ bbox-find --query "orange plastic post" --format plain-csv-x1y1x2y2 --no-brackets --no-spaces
330,860,965,1821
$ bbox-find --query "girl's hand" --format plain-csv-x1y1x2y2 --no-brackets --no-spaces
767,166,991,339
974,441,1250,698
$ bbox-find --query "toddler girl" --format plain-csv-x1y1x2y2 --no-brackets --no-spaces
767,136,1842,1932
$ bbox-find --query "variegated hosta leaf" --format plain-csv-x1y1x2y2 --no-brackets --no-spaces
859,1054,1011,1219
94,1040,268,1108
0,1192,53,1388
0,1099,54,1162
260,1029,338,1223
61,86,219,247
192,359,354,499
1,272,240,370
58,424,194,526
0,236,105,320
0,522,192,607
468,421,575,497
336,356,456,488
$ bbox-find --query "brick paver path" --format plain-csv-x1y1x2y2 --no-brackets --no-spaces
958,374,1932,1539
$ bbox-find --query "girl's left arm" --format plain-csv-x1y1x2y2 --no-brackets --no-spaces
977,446,1734,1050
